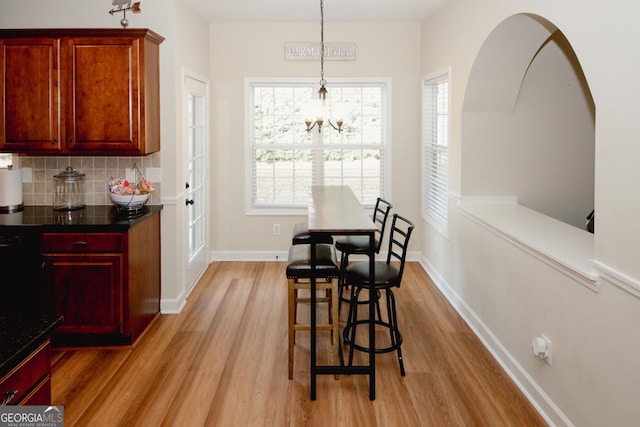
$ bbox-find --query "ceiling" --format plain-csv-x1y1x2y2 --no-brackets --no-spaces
181,0,449,23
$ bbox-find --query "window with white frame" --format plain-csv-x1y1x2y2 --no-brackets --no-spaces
422,72,449,235
246,78,389,214
0,154,12,168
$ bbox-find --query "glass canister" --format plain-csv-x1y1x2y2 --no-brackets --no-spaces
53,166,86,210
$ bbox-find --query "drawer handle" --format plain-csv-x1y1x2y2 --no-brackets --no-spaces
72,241,89,247
2,389,18,405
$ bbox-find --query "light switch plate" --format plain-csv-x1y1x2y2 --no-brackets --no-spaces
125,167,136,182
145,167,161,183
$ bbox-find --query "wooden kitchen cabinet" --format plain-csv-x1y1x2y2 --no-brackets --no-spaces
0,37,61,152
43,237,124,337
42,212,161,347
0,340,52,406
0,28,164,155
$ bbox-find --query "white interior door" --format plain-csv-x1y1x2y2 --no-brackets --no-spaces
184,73,209,295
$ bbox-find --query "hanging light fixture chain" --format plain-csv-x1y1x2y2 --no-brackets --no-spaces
320,0,326,86
304,0,343,134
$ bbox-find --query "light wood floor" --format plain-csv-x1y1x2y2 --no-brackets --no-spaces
51,261,547,426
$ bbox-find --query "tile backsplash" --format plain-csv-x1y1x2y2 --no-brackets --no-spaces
17,153,161,206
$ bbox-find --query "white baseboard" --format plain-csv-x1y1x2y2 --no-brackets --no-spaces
210,250,422,262
160,292,187,314
211,250,288,262
418,254,573,427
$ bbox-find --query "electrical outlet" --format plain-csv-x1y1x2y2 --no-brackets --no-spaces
21,167,33,183
532,335,552,366
273,224,281,236
542,335,552,366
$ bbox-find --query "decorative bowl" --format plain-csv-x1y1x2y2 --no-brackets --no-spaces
107,174,154,212
109,192,151,209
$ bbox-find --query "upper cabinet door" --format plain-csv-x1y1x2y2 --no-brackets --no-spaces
0,37,62,152
64,36,142,154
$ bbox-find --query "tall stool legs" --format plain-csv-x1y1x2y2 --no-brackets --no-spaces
286,243,340,380
343,286,404,375
287,276,339,379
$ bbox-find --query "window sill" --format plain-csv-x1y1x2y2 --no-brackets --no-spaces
458,198,598,292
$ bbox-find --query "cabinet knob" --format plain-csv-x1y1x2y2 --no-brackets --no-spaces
186,199,194,206
51,138,57,143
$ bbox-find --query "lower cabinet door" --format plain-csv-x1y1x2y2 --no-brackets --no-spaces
44,253,123,335
19,376,51,406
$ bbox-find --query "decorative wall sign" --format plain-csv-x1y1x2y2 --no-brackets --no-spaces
285,42,356,61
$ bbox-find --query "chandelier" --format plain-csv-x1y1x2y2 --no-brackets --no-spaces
304,0,344,134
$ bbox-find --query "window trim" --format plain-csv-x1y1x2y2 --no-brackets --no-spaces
421,68,451,238
244,77,392,215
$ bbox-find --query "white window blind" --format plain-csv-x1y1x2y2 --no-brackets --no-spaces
247,79,388,213
422,74,449,234
0,154,12,168
251,83,314,209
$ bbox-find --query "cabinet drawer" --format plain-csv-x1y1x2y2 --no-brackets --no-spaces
0,340,50,406
42,233,123,253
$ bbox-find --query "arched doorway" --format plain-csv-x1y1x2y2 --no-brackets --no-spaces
462,14,595,230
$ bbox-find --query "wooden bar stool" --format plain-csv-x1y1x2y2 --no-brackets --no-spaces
286,243,339,379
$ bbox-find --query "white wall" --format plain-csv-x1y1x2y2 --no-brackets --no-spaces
160,1,210,311
208,22,422,259
508,32,594,227
421,1,640,425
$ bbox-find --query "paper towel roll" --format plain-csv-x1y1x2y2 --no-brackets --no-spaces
0,167,23,211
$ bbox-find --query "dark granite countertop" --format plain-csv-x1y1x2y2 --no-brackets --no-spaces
0,205,162,231
0,314,63,379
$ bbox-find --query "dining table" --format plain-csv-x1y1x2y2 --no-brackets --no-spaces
307,185,378,400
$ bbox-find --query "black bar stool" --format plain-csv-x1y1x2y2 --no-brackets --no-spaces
291,222,333,245
334,198,392,312
286,243,340,379
342,214,414,376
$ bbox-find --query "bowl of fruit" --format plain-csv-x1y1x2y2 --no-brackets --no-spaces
108,175,154,212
